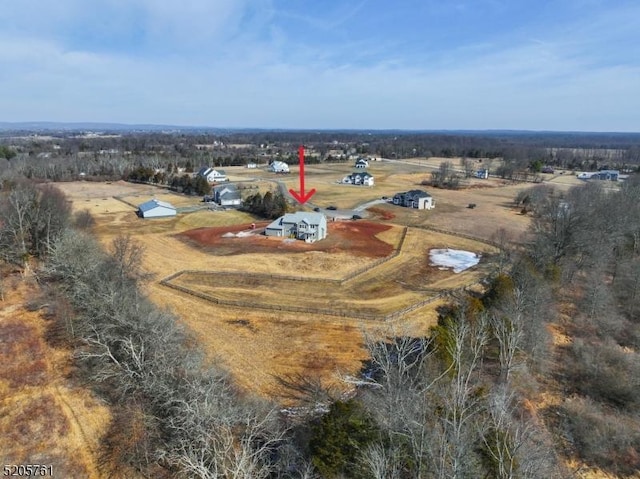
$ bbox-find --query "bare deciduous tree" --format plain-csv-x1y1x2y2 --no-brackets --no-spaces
434,314,488,479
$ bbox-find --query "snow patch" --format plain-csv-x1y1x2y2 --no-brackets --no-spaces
429,249,480,273
222,230,256,238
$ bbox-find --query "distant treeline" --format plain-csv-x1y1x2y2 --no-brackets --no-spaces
0,131,638,201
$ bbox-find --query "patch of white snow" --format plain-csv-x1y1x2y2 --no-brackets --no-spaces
429,249,480,273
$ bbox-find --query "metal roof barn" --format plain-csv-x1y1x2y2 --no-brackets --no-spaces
138,199,177,218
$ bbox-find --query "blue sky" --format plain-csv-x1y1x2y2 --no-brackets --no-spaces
1,0,639,131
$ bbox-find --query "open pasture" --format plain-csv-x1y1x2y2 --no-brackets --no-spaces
167,225,494,320
55,178,508,399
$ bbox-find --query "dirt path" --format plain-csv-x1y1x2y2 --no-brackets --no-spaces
52,384,103,479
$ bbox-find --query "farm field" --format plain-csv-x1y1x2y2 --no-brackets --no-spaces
56,171,521,399
167,227,495,320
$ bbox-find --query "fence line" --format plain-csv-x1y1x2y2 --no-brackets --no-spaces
160,226,409,288
112,196,139,209
160,279,394,321
411,224,502,249
159,224,498,321
340,226,408,283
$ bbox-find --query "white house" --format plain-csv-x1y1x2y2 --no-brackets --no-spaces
341,171,375,186
265,212,327,243
269,161,290,173
246,162,258,169
138,199,177,218
355,158,369,168
197,167,227,183
393,190,435,210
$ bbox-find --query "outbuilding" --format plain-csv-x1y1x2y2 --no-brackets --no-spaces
138,199,177,218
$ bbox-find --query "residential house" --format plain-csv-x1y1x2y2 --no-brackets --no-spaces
265,212,327,243
246,162,258,169
592,170,619,181
269,160,290,173
355,158,369,169
212,184,242,207
138,199,177,218
341,171,375,186
197,166,227,183
393,190,435,210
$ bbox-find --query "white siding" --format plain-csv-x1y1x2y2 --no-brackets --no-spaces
141,206,176,218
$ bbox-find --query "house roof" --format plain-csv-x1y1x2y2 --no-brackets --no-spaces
282,212,326,224
406,189,431,198
267,212,326,230
198,167,226,177
265,217,284,230
138,198,176,212
213,184,238,193
270,160,289,169
352,171,373,178
220,191,241,201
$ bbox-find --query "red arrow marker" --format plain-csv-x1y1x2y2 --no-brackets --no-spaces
289,145,316,204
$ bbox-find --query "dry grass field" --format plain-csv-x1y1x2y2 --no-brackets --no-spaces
222,161,534,242
55,174,522,400
168,227,495,320
0,272,111,478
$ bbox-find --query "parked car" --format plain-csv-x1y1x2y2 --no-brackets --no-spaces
326,206,337,210
352,214,363,220
313,207,320,212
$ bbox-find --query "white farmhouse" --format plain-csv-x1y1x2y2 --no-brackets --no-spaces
269,161,290,173
138,199,177,218
341,171,375,186
265,212,327,243
354,158,369,168
197,167,227,183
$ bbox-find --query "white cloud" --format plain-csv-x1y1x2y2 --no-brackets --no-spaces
0,1,638,130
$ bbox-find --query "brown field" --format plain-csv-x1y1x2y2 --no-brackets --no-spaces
168,226,495,320
179,220,396,258
0,272,111,478
55,176,518,400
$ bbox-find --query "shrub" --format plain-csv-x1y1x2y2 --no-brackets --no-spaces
560,397,640,475
309,399,380,478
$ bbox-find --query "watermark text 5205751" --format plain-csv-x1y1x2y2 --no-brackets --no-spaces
3,465,53,477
